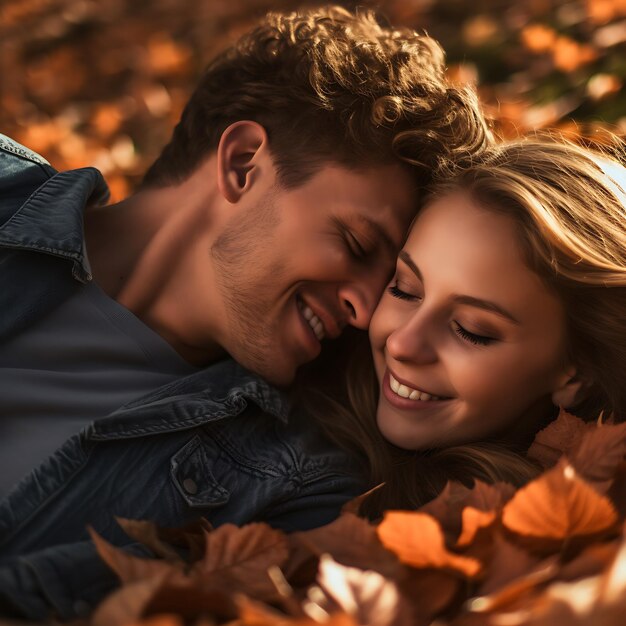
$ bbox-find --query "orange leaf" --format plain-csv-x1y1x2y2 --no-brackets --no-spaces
502,459,619,544
377,511,482,577
456,508,498,548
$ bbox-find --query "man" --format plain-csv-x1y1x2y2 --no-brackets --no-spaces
0,5,490,619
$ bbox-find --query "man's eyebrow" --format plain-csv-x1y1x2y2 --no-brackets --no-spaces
357,216,397,258
398,250,521,325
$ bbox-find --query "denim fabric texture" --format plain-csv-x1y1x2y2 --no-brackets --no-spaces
0,135,366,620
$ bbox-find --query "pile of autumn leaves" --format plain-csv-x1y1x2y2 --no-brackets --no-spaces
88,410,626,626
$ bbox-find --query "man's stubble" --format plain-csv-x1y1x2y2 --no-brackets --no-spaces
211,189,290,381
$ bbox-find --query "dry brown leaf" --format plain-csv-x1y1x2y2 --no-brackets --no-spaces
466,558,558,615
192,523,289,601
340,484,385,517
397,568,462,625
527,408,592,469
502,459,619,550
377,511,482,578
89,527,177,584
569,422,626,493
91,575,168,626
288,513,400,582
478,532,543,596
607,461,626,517
116,517,183,562
420,480,513,546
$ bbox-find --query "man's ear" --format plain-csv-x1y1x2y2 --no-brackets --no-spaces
216,121,268,203
551,366,587,409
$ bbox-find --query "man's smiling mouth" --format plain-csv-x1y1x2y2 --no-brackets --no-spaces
297,297,326,341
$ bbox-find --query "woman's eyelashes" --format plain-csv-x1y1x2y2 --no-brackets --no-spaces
452,320,496,346
388,274,499,347
388,281,420,301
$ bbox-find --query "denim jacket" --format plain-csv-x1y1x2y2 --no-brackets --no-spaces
0,135,366,620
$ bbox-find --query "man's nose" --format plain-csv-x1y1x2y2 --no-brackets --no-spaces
338,274,388,330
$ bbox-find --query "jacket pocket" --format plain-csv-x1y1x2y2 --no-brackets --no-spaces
170,435,230,508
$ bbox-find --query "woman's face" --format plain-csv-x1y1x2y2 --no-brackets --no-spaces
369,190,574,450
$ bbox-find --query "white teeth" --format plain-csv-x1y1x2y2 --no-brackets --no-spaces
301,303,325,341
389,373,443,401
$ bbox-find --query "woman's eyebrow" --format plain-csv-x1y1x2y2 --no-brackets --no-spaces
398,250,521,325
452,295,521,325
398,250,422,280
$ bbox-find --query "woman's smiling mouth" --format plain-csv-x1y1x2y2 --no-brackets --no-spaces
382,369,453,409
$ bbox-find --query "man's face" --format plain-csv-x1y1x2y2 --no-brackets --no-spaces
211,164,416,386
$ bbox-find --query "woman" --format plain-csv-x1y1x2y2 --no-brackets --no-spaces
301,135,626,515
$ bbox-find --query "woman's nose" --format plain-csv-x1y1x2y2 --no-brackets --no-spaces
386,311,438,365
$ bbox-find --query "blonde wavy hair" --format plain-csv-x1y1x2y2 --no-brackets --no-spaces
295,135,626,516
143,5,491,189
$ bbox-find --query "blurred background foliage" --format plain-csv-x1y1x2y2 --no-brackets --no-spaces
1,0,625,201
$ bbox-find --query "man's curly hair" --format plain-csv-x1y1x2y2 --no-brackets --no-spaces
143,5,491,189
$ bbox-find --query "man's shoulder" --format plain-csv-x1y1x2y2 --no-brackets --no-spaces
0,134,53,168
0,134,57,225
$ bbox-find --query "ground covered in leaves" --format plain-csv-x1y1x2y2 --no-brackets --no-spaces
82,409,626,626
1,0,626,200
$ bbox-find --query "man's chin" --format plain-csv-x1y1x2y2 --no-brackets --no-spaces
259,366,296,389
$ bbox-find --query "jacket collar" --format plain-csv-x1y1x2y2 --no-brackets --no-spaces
88,359,291,440
0,167,109,282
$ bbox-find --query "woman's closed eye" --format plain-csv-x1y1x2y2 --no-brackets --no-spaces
388,281,420,302
452,320,496,346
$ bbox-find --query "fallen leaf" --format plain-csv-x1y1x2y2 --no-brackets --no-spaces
305,555,411,626
568,421,626,493
377,511,483,577
116,517,183,562
397,568,461,625
502,459,619,551
478,532,543,596
420,480,513,545
89,527,176,584
288,513,400,582
91,575,169,626
238,595,359,626
527,409,591,469
193,523,289,601
340,484,385,517
456,508,498,548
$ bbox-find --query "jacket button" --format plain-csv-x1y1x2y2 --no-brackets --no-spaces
182,478,198,495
